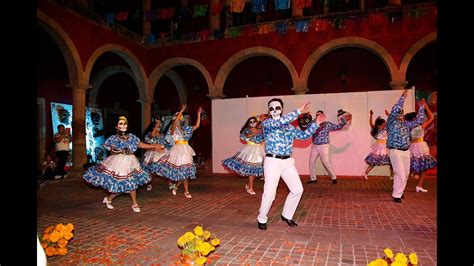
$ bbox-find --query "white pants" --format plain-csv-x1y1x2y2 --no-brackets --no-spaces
388,149,411,198
308,144,337,181
257,157,303,223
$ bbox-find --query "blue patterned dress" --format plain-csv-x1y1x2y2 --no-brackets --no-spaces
409,125,437,172
153,125,197,181
364,129,391,166
222,128,265,177
83,133,151,193
141,132,172,174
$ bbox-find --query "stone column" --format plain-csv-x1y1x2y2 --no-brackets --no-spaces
389,80,408,90
292,0,303,17
210,0,220,32
291,86,309,95
68,82,91,178
143,0,151,36
139,98,154,132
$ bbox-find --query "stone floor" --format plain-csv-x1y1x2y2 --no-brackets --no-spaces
37,167,437,265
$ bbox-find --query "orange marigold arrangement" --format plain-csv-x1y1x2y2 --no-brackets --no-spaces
368,248,418,266
40,223,74,257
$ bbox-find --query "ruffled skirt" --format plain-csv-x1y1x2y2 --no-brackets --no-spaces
83,154,151,193
410,142,437,172
364,143,390,166
222,145,264,177
154,144,196,181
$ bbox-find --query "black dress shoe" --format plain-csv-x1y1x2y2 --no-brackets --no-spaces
281,215,298,227
257,221,267,230
306,180,317,184
393,197,402,203
332,179,337,184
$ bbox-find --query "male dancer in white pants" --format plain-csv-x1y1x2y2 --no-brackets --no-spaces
257,98,318,230
387,88,426,203
307,110,347,184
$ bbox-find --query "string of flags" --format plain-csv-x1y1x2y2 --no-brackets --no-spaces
102,3,432,45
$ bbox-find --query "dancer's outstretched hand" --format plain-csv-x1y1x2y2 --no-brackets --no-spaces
298,102,311,114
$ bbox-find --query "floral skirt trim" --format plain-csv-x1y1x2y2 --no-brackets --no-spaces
364,154,391,166
222,157,263,177
83,166,151,193
410,155,437,172
154,161,196,181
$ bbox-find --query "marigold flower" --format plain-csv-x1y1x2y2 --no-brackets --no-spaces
44,226,54,234
194,226,204,236
368,258,387,266
49,231,60,243
391,262,406,266
184,232,195,241
57,247,68,255
41,242,48,249
211,238,220,246
409,252,418,265
55,223,65,232
394,253,408,264
64,231,73,240
58,238,68,248
203,230,211,240
45,247,57,257
42,234,50,241
384,248,394,259
65,223,74,232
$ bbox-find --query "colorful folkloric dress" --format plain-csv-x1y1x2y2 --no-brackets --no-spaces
409,125,437,172
141,132,172,174
156,126,196,181
83,133,151,193
222,128,265,177
364,129,391,166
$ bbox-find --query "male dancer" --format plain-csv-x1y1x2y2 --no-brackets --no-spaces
387,88,426,203
257,98,318,230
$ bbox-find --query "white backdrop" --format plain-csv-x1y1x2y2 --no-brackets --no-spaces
212,89,415,177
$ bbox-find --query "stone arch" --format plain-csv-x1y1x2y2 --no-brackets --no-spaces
89,65,135,106
399,32,437,81
164,70,187,105
84,44,148,101
37,10,83,84
300,37,399,86
148,58,212,100
214,47,300,97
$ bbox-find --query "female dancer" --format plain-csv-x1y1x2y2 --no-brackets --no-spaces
83,116,162,212
141,117,172,191
156,105,202,198
362,110,392,180
222,116,265,195
405,101,436,192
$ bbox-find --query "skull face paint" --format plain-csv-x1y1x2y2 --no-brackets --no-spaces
248,119,258,128
268,101,283,120
117,119,128,132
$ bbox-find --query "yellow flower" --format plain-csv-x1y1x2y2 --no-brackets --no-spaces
194,226,204,236
184,232,195,241
58,238,68,248
64,231,74,240
57,247,68,255
45,247,57,257
177,236,187,247
195,257,207,264
65,223,74,232
394,253,408,264
391,262,406,266
368,258,387,266
42,234,50,241
55,223,65,232
211,238,221,246
58,230,65,239
49,231,60,243
383,248,394,259
203,231,211,240
409,253,418,265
